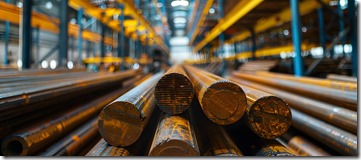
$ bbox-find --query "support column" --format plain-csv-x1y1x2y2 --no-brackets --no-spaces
290,0,304,76
348,0,357,77
4,15,10,65
337,2,346,57
118,4,125,70
77,8,83,65
251,30,257,61
59,0,69,68
100,23,106,58
35,26,40,67
317,8,326,58
21,0,33,69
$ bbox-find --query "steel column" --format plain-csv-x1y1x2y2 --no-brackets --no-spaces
101,24,106,58
21,0,33,69
59,0,69,68
77,8,83,65
348,0,358,77
251,30,257,61
35,26,40,67
4,16,10,65
86,40,91,58
317,8,326,58
290,0,304,76
337,2,346,57
70,36,74,61
118,4,125,70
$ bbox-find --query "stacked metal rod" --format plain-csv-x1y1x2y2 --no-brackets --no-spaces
230,72,358,156
98,72,163,147
154,64,194,114
184,65,247,125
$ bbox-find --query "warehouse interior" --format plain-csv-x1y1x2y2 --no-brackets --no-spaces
0,0,359,157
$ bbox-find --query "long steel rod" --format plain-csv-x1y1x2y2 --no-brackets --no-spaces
155,64,195,114
232,72,357,110
86,139,131,156
184,65,247,125
148,114,200,156
229,77,357,134
98,72,163,147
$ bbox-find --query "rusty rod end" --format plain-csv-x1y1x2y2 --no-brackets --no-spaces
98,101,144,147
155,73,195,115
201,81,247,125
248,96,292,139
149,139,199,156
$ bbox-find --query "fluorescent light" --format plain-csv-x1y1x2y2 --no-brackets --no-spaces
67,61,74,69
171,0,189,7
209,8,215,14
283,30,289,36
41,61,48,68
50,60,57,69
173,17,187,24
45,1,53,9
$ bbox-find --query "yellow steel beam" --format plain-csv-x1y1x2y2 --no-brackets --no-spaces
188,0,214,45
118,0,169,54
0,1,115,46
227,0,332,44
193,0,263,52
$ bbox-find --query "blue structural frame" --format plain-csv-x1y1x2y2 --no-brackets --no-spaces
21,0,33,69
35,26,40,66
337,2,346,57
118,4,125,70
77,8,83,65
59,0,69,67
290,0,304,76
100,23,106,58
251,30,257,61
4,0,10,65
317,8,326,58
347,0,358,77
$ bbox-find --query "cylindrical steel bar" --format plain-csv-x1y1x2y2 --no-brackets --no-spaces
86,139,131,156
148,114,200,156
226,127,294,156
229,77,357,134
40,117,99,156
327,74,357,83
1,75,148,156
232,72,357,110
255,71,357,91
228,79,291,139
284,135,331,156
0,68,86,78
184,65,247,125
98,72,163,147
291,109,357,156
155,64,194,114
0,70,141,122
188,97,243,156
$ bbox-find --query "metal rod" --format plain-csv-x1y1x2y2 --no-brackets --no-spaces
281,134,331,156
291,109,357,156
155,65,195,114
327,74,357,83
231,82,292,139
86,139,131,156
148,114,200,156
255,71,357,92
40,117,99,156
183,65,247,125
21,0,33,69
98,72,163,147
229,76,357,134
189,99,243,156
290,0,304,76
232,72,357,110
1,78,143,156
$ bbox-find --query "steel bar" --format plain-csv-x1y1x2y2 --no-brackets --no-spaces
0,68,85,77
255,71,357,91
40,117,99,156
184,65,247,125
229,77,357,134
1,75,148,156
0,70,140,121
189,99,243,156
281,134,331,156
326,74,357,83
98,72,163,147
226,127,294,156
232,81,291,139
291,109,357,156
86,139,130,156
155,64,195,114
148,114,200,156
232,72,357,110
